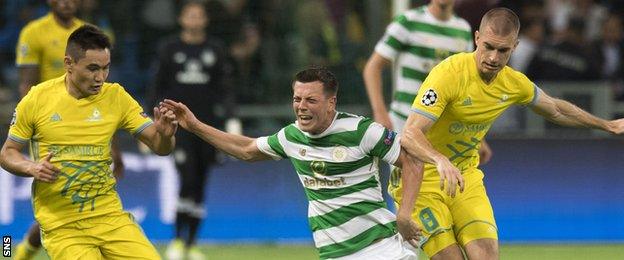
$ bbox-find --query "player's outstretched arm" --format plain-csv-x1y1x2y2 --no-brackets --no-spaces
0,139,60,182
531,89,624,134
161,99,272,162
363,52,393,130
401,113,464,197
136,106,178,156
393,149,423,247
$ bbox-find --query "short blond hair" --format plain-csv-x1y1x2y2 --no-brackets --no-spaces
479,8,520,37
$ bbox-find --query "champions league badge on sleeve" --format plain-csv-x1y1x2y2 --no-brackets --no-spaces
421,89,438,106
9,111,16,126
384,131,397,145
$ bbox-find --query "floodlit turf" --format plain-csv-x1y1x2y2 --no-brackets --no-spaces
30,243,624,259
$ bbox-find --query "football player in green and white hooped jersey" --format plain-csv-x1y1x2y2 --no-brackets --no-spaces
161,67,458,259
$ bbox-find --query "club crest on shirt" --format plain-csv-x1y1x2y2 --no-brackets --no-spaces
421,89,438,106
86,108,102,122
332,146,347,162
299,148,306,157
311,161,327,176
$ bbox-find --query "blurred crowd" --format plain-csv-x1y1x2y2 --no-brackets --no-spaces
0,0,623,107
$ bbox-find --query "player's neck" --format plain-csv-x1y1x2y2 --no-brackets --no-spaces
52,13,76,29
65,76,87,99
181,30,206,45
428,3,453,21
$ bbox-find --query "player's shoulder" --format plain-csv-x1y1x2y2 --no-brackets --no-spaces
23,75,65,103
399,6,427,22
101,82,127,95
450,13,472,30
24,13,52,29
433,52,471,74
500,65,532,85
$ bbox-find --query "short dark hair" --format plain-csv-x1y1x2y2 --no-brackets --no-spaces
293,67,338,96
65,24,112,61
479,8,520,37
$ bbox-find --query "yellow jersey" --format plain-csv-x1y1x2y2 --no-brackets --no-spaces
8,75,152,231
16,13,84,81
411,52,538,181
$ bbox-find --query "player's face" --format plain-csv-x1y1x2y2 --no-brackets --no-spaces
292,81,336,135
474,26,518,81
65,48,110,98
48,0,79,20
179,3,208,31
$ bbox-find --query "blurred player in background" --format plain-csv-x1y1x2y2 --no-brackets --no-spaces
398,8,624,259
147,1,236,259
1,24,178,259
363,0,492,211
160,67,446,260
12,1,109,259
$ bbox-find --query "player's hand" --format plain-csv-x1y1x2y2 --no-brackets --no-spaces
607,118,624,135
478,139,493,166
434,157,464,197
112,156,124,180
396,213,421,247
27,153,60,183
373,111,393,130
161,99,199,131
153,105,178,138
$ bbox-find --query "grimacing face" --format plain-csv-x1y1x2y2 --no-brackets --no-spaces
292,81,336,135
474,26,518,81
65,48,110,99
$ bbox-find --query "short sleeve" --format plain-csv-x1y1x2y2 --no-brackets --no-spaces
410,62,458,121
256,129,287,160
8,92,36,143
516,75,541,106
359,119,401,165
374,14,410,61
117,85,153,135
15,25,41,67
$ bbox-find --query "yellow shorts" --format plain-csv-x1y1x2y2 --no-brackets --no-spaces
41,212,160,260
391,169,498,257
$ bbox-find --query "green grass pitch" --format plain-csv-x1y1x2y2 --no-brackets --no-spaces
30,243,624,259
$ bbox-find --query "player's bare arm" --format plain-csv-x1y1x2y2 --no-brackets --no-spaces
0,139,59,182
531,89,624,134
136,106,177,155
393,149,424,247
363,52,393,130
18,66,40,97
401,113,464,197
162,99,272,162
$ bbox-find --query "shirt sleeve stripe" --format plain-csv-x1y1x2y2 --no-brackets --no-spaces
411,108,439,121
132,121,153,137
529,84,541,106
8,134,29,144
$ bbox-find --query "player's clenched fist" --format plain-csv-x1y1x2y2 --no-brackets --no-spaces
27,153,60,183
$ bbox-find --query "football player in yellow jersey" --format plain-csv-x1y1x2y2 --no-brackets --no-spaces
12,1,125,259
0,25,178,259
396,8,624,260
16,0,84,97
14,1,85,259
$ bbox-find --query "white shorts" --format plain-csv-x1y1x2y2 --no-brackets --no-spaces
329,234,418,260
